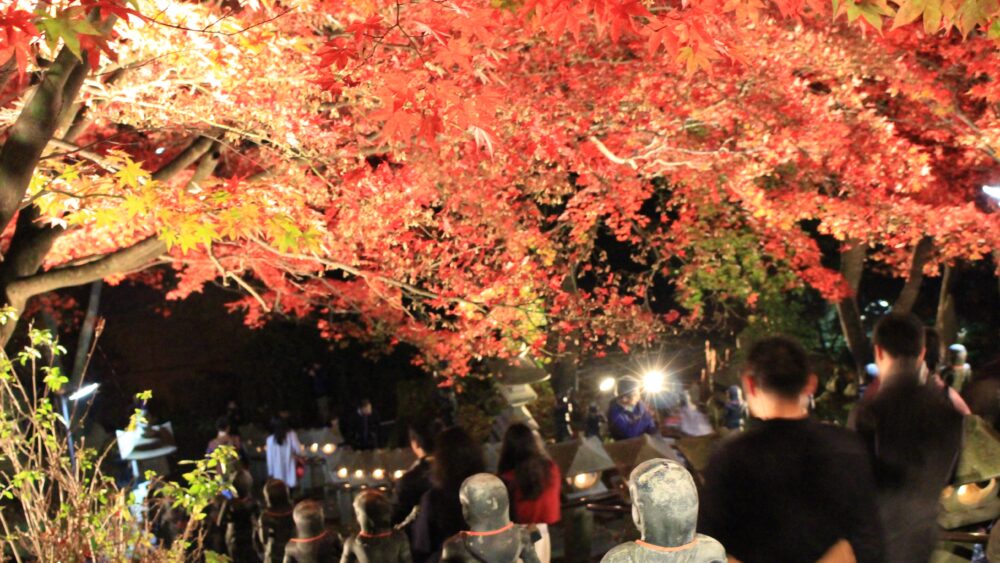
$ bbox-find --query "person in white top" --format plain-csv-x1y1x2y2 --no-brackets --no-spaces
266,416,302,489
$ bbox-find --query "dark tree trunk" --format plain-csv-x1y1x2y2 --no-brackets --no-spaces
835,240,869,373
936,264,959,349
893,236,934,314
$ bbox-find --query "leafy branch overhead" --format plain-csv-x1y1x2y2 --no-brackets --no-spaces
0,0,997,373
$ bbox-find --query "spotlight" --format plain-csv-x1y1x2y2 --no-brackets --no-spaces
337,467,348,479
642,369,666,393
599,377,616,393
571,472,600,490
68,382,100,401
322,443,336,455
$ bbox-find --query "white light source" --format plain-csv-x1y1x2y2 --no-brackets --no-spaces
984,186,1000,201
642,370,666,393
877,300,889,308
393,469,405,480
309,443,319,453
337,467,348,479
570,472,600,490
372,468,385,480
599,377,616,393
354,469,364,479
68,383,100,401
322,443,336,455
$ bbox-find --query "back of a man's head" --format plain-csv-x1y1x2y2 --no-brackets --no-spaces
873,313,925,359
745,336,810,400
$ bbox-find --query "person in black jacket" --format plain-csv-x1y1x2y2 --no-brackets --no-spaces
699,336,884,563
850,313,963,562
392,423,438,526
347,399,380,451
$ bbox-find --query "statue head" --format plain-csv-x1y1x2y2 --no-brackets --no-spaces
292,500,326,538
459,473,510,531
353,489,392,534
629,458,698,547
947,344,968,366
263,479,291,510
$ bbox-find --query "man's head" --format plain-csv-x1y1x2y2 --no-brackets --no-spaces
873,312,925,377
615,376,642,407
742,336,815,417
459,473,510,530
359,399,373,416
629,458,698,547
408,422,437,458
215,416,231,436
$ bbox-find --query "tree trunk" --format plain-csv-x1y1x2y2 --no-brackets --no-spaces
893,236,934,314
936,264,959,349
835,240,869,373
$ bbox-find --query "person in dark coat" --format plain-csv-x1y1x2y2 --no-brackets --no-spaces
411,426,485,563
607,376,656,440
850,313,964,563
393,423,438,526
347,399,380,451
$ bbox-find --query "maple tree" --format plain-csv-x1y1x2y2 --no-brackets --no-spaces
0,0,997,377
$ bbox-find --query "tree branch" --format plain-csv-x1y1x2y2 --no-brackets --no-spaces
892,236,934,314
151,133,220,182
6,237,166,302
0,47,81,235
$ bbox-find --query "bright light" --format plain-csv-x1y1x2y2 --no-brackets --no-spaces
642,370,666,393
322,443,336,455
598,377,616,393
337,467,348,479
393,469,405,480
68,383,100,401
372,468,385,480
877,300,889,308
354,469,364,479
984,186,1000,201
309,443,319,453
571,472,600,490
956,480,995,506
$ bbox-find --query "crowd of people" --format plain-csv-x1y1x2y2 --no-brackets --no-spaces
182,311,980,563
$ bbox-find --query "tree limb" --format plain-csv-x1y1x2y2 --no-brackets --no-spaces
151,133,220,182
6,237,166,302
892,236,934,314
0,47,81,235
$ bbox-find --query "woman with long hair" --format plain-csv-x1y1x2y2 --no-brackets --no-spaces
266,416,302,489
411,426,484,563
498,423,561,563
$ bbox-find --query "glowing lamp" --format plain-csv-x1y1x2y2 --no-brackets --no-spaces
354,469,364,479
372,468,385,480
571,472,600,490
642,369,666,393
322,443,336,455
599,377,616,393
393,469,405,480
337,467,349,479
309,443,319,454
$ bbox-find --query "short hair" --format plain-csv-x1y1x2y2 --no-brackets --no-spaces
360,398,372,408
233,469,253,499
409,421,439,452
216,416,231,433
873,313,924,359
745,336,810,399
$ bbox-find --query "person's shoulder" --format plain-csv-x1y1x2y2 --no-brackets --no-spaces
808,421,869,456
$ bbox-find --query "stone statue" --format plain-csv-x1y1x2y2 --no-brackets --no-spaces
283,500,342,563
601,459,725,563
257,479,295,563
441,473,540,563
341,490,411,563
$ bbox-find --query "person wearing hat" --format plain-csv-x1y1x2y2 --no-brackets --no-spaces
607,376,657,441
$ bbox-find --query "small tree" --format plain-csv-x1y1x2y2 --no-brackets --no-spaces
0,324,234,561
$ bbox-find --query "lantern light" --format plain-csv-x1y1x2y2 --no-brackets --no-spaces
599,377,616,393
372,468,385,480
393,469,405,480
642,369,666,393
571,472,600,490
309,443,319,454
354,469,364,479
322,443,336,455
337,467,348,479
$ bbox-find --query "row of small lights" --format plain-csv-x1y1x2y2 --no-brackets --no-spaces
597,369,667,394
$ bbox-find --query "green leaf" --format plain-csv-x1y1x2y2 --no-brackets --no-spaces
989,18,1000,39
955,0,999,37
892,0,943,32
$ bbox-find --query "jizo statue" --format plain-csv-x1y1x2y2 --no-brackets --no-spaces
283,500,342,563
441,473,540,563
601,459,725,563
341,490,412,562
